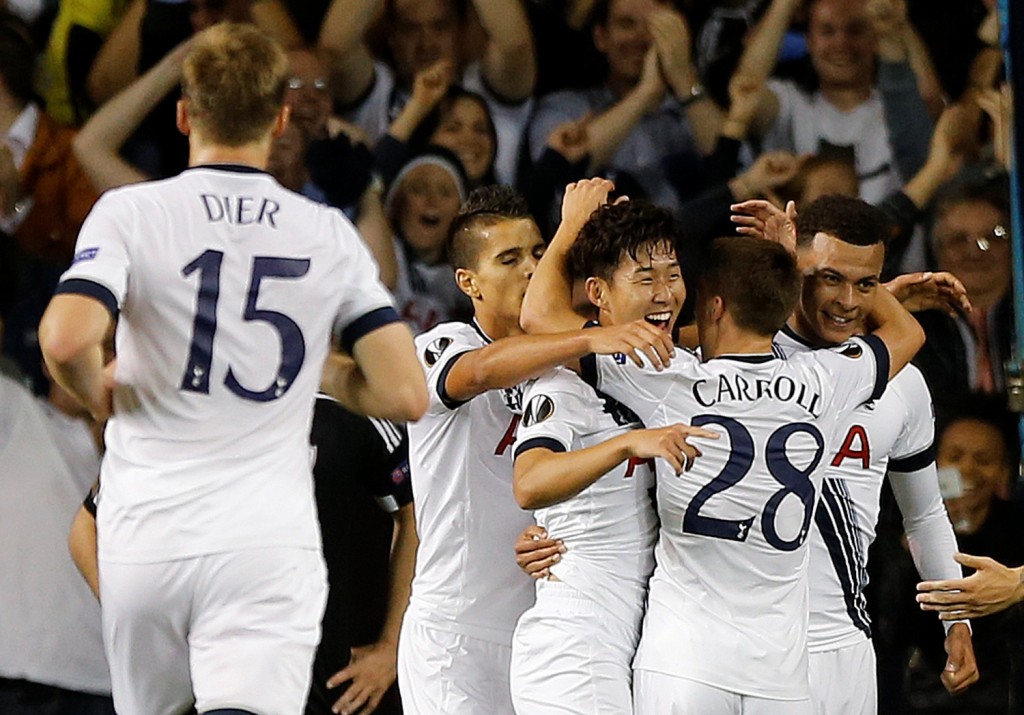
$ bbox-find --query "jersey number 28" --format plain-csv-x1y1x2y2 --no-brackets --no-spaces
683,415,823,551
180,249,309,402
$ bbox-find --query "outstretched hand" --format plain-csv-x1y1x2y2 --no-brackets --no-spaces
730,199,798,254
917,552,1024,619
884,271,971,317
327,640,398,715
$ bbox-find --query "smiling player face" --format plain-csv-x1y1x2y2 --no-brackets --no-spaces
793,232,884,346
592,242,685,332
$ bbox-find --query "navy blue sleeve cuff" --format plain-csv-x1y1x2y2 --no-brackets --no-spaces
514,437,566,460
340,306,402,354
55,279,119,319
889,443,936,473
437,351,473,410
861,334,890,401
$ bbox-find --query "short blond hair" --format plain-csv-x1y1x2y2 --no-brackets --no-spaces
182,22,288,146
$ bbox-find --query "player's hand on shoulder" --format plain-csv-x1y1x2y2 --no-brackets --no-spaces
326,640,397,715
884,271,972,318
514,525,566,580
628,423,719,475
587,319,675,370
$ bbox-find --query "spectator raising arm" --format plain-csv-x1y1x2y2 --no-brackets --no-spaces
74,40,190,192
318,0,380,106
471,0,537,102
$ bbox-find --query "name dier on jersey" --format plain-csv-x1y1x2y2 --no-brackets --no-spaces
201,193,281,228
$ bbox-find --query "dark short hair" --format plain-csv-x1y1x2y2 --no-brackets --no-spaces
568,200,680,281
0,10,35,105
447,185,534,269
698,236,800,336
795,194,890,249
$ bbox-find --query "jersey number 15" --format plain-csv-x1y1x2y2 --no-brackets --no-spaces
180,249,309,402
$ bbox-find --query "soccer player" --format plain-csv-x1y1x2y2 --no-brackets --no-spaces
397,185,674,715
510,182,717,714
732,195,978,711
38,23,427,715
523,229,925,713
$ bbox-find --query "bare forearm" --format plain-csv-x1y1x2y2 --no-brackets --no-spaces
902,153,956,210
734,0,800,82
520,224,587,334
86,0,144,106
587,88,658,170
45,343,108,419
683,97,725,156
319,0,379,104
75,46,184,191
356,186,398,290
381,507,417,645
515,437,634,509
475,0,536,100
868,287,925,378
453,331,595,399
68,506,100,600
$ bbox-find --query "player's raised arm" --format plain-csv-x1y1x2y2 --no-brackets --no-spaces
443,320,674,404
514,423,717,509
863,285,925,380
520,178,616,335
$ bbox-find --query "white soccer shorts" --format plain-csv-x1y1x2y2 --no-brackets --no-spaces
510,579,639,714
100,548,327,715
633,670,813,715
808,638,877,715
397,615,515,715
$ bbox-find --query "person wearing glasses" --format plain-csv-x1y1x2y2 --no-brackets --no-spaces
912,173,1013,404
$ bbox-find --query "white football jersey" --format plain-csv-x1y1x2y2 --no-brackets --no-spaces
775,326,957,652
593,338,889,699
515,362,658,630
405,320,534,645
58,165,398,563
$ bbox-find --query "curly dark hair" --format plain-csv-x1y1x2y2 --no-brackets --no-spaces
795,194,890,249
568,200,681,282
699,236,800,336
447,185,534,269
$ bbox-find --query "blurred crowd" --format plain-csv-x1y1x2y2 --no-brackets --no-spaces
0,0,1021,713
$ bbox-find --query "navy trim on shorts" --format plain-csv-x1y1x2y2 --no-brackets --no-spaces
340,306,402,354
55,279,119,319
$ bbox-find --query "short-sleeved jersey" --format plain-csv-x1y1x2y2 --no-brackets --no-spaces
405,320,534,645
775,327,938,651
514,363,658,630
593,338,889,699
342,62,532,187
57,165,399,563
